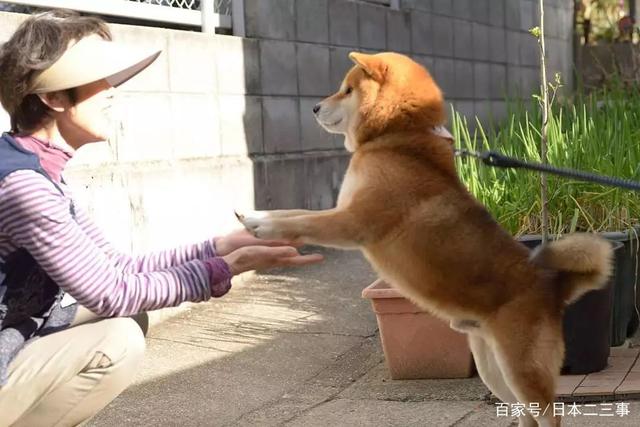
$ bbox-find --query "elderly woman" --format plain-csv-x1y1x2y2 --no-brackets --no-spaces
0,9,322,426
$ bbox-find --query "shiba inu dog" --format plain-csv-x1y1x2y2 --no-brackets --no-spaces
238,52,613,427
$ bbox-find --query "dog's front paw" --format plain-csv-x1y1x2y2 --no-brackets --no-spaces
235,211,281,239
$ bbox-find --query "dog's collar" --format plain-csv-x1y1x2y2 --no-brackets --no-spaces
431,125,454,141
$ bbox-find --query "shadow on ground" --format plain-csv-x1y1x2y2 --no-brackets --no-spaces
88,248,386,426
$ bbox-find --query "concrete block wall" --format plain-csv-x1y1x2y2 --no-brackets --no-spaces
404,0,573,125
242,0,575,211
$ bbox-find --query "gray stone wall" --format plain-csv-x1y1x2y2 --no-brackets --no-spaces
243,0,575,210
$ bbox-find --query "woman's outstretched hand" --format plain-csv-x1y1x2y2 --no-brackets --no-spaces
221,245,323,275
215,228,299,256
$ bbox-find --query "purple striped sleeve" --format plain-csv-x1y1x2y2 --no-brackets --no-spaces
0,170,230,317
203,257,232,297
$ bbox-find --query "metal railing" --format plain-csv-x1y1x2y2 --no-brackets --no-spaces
128,0,232,16
0,0,232,32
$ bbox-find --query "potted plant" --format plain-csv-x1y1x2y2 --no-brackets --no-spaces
361,279,475,380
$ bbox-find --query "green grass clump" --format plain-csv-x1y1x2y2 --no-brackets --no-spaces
453,86,640,236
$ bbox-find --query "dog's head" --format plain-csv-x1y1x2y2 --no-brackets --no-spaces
314,52,445,152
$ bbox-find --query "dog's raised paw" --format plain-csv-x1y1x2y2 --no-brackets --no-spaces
235,213,273,239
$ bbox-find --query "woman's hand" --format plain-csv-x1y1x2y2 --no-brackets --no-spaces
221,245,323,275
215,228,297,256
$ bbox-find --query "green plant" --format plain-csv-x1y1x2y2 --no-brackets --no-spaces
452,84,640,236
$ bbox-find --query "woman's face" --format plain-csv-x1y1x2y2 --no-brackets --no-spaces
52,78,115,149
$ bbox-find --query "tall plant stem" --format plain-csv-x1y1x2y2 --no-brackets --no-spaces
538,0,550,243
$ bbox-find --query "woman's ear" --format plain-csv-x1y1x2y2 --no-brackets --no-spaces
348,52,387,82
37,91,69,112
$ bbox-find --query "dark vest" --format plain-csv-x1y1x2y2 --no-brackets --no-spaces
0,132,77,386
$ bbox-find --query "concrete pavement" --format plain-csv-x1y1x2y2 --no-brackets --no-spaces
88,248,640,427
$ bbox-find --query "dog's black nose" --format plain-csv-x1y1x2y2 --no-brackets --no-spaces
313,104,321,114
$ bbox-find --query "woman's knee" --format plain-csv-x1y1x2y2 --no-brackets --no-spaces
87,317,146,373
2,318,147,427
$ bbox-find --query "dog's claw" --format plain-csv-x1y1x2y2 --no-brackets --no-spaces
233,210,279,239
235,210,259,236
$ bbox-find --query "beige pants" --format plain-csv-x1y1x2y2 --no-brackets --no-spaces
0,307,147,427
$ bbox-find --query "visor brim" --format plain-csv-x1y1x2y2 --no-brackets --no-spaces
29,36,162,93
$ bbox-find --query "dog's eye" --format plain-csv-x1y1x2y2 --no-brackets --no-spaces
345,87,353,95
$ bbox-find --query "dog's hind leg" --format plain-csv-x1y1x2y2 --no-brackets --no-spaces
468,334,537,427
491,322,563,427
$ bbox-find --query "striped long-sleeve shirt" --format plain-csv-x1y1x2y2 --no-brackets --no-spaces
0,168,232,317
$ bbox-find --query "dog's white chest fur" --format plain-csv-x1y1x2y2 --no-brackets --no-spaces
337,170,359,207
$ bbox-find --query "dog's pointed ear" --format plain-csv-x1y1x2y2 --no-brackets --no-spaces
348,52,387,82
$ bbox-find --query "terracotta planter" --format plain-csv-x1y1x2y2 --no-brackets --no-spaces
362,279,475,380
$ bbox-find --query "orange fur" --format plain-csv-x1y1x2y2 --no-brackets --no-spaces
346,52,446,143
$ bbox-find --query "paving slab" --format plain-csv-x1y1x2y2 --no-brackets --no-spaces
285,399,480,427
453,402,520,427
561,402,640,426
339,362,489,402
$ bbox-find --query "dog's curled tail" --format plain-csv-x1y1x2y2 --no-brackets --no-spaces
530,233,614,305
